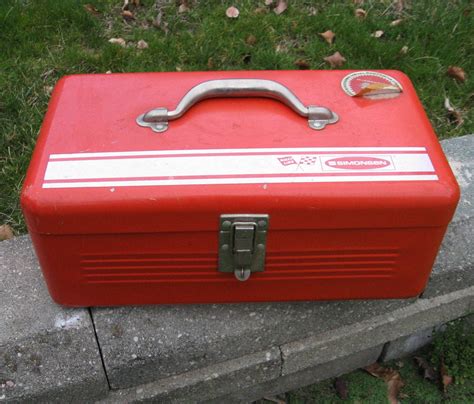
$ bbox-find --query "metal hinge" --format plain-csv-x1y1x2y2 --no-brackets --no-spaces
218,214,269,281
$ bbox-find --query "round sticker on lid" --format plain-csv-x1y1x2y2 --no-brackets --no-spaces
341,71,403,98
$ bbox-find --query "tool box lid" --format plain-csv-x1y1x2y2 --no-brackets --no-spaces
21,70,459,235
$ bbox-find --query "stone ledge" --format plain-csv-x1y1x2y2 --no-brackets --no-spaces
0,236,109,403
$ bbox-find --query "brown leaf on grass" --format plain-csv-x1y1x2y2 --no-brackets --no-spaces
105,70,112,74
294,59,310,70
108,37,126,47
334,377,349,400
319,30,335,44
447,66,466,82
395,0,405,13
264,0,273,5
0,224,14,241
121,10,135,21
308,6,317,16
323,51,346,67
387,374,404,404
44,85,54,96
226,6,239,18
400,45,409,54
84,4,100,16
122,0,140,11
444,98,464,127
364,363,404,404
440,358,453,393
178,0,190,14
414,356,437,381
137,39,148,49
274,0,288,15
355,8,367,19
390,19,403,26
371,30,384,38
254,7,267,14
153,10,169,33
246,34,257,45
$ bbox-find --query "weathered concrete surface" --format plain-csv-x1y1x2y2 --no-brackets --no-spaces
381,326,442,361
0,236,108,403
100,348,281,404
211,346,383,404
92,299,412,389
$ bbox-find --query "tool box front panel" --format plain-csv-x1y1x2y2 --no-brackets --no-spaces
31,226,446,306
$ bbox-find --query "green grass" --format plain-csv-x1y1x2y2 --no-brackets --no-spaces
0,0,473,232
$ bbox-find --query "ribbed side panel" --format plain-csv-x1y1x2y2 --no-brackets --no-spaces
80,249,398,284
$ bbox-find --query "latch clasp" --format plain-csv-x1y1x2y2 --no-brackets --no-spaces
218,214,269,281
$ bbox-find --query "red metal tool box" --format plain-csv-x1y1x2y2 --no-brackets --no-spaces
21,70,459,307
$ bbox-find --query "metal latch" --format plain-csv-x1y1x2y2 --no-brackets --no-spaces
218,214,269,281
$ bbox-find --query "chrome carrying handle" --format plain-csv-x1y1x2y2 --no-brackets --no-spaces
136,79,339,133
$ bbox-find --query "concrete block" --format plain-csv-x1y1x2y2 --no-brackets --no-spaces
0,236,108,403
381,326,443,362
212,345,383,404
99,347,281,403
92,299,411,389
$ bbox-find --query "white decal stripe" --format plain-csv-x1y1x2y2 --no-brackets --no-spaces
43,175,439,189
45,153,434,181
49,147,427,160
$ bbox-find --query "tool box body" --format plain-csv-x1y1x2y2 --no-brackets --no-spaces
21,70,459,306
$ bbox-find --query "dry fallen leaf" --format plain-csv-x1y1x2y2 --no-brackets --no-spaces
355,8,367,19
387,374,404,404
121,10,135,21
294,59,310,69
137,39,148,49
414,356,437,381
226,6,239,18
0,224,14,241
246,34,257,45
308,6,317,16
323,51,346,67
354,82,401,97
122,0,140,11
254,7,268,14
274,0,288,15
390,19,403,26
394,0,405,13
440,358,453,393
84,4,100,16
365,363,404,404
264,0,273,5
108,38,126,47
334,377,349,400
444,98,464,127
178,3,190,13
44,85,53,96
319,30,335,44
447,66,466,82
400,45,409,54
106,70,112,74
371,30,384,38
